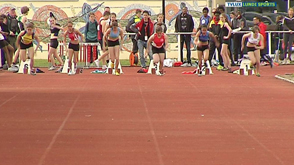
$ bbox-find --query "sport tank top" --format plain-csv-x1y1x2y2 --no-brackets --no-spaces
21,31,34,43
68,30,79,41
248,32,261,45
221,25,229,38
109,28,120,39
152,33,165,47
199,31,209,42
200,15,210,26
51,23,61,37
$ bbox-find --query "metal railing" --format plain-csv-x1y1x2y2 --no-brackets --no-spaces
0,31,291,68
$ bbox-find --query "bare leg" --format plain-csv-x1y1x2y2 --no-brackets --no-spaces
98,50,109,61
54,50,64,65
203,49,209,63
153,53,159,65
114,46,120,71
73,51,79,70
7,45,14,66
197,50,203,71
2,46,12,67
48,47,56,66
158,53,165,72
108,47,115,68
13,48,20,64
28,47,35,70
68,49,74,69
254,50,261,75
20,49,26,62
221,44,229,68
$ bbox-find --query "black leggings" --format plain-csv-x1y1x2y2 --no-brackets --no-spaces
283,33,294,59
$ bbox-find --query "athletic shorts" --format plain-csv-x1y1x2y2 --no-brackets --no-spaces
152,46,165,54
50,39,59,49
0,40,9,48
196,45,209,52
20,42,33,50
222,38,230,45
69,43,79,51
247,46,257,52
108,40,120,47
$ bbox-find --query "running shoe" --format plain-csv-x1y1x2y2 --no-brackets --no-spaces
55,67,63,73
68,69,75,75
30,70,36,76
256,73,261,77
94,60,100,68
48,66,56,71
115,71,120,76
216,65,223,70
221,67,229,71
102,65,107,70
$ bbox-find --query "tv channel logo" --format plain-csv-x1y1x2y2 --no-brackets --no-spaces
225,2,276,7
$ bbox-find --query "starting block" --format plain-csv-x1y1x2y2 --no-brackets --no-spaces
147,60,160,74
234,59,255,75
106,60,123,74
61,56,75,74
18,59,31,74
195,60,213,76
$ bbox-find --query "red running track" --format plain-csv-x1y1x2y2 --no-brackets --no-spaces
0,65,293,165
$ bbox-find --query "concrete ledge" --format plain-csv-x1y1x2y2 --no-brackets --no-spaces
275,74,294,84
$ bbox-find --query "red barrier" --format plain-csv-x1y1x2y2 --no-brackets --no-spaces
87,45,91,63
93,45,97,60
83,45,86,62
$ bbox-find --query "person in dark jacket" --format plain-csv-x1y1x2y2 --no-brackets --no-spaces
232,11,247,65
274,15,283,60
282,7,294,64
126,9,142,55
130,10,154,69
208,10,222,69
7,8,19,51
175,6,194,66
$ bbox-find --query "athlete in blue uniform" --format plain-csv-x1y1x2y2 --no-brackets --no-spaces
194,25,219,75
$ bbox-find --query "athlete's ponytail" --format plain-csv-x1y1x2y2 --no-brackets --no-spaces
50,12,56,20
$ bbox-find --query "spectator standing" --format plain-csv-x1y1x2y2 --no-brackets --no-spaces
84,12,98,66
230,11,236,65
282,7,294,64
208,10,223,70
274,15,283,60
232,11,247,64
175,6,194,66
199,7,210,28
253,16,273,67
126,9,142,55
130,10,154,69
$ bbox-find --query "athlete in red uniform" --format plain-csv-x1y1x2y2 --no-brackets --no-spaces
147,26,168,76
63,21,84,75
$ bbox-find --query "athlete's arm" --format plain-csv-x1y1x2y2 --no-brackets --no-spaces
15,31,25,48
34,35,41,52
63,30,68,51
224,23,232,39
146,34,155,55
256,35,264,50
164,33,169,50
241,33,251,51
